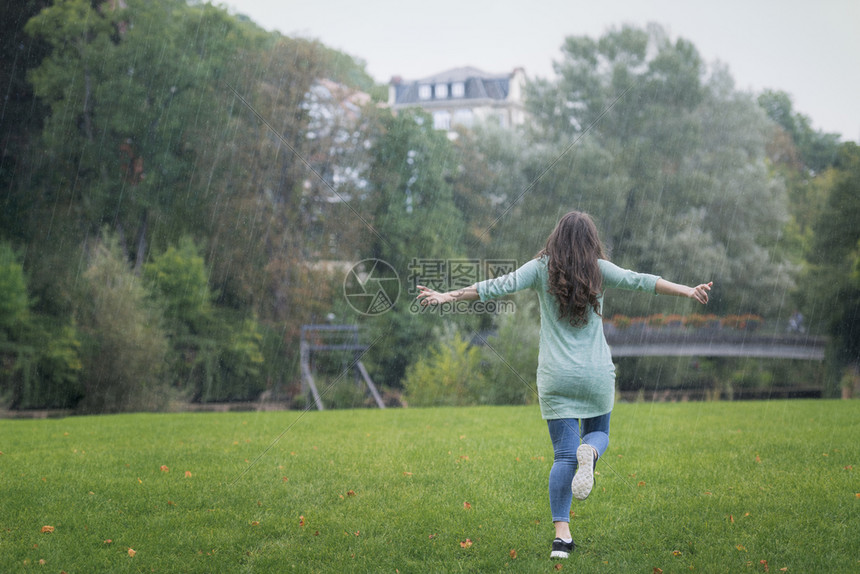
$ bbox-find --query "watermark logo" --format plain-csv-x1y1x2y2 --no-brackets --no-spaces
407,258,519,315
343,259,400,316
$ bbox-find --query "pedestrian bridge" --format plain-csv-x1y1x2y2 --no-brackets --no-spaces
604,329,827,360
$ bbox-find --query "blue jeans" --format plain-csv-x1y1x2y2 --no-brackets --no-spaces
547,413,611,523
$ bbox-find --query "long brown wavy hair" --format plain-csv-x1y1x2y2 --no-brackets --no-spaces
538,211,607,327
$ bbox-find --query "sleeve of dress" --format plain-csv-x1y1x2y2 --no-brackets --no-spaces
476,258,541,301
599,259,661,294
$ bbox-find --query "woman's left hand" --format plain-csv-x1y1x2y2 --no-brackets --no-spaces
690,282,713,304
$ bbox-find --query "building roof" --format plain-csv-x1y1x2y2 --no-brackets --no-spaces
390,67,518,106
414,66,506,84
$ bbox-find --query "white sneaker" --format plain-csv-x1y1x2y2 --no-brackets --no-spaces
571,443,595,500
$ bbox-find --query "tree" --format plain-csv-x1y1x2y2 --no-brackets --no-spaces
365,107,464,271
144,237,212,334
0,0,50,242
24,0,246,268
758,90,840,174
523,24,793,317
358,107,469,387
803,143,860,392
0,243,30,339
76,232,168,413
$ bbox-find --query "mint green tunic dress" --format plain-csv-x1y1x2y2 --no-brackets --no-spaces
476,257,660,420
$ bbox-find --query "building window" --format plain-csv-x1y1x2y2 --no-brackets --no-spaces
434,83,448,99
418,85,432,100
451,82,465,98
452,109,473,127
433,111,451,131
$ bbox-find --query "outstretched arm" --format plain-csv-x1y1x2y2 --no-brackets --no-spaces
655,279,712,304
416,284,479,306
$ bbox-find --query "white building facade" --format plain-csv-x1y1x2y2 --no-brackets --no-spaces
388,67,527,132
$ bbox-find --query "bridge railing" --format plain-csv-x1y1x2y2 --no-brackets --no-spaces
603,317,827,360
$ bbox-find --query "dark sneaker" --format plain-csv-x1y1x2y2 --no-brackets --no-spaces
571,443,595,500
550,537,575,559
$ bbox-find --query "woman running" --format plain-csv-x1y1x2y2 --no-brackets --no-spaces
416,210,712,559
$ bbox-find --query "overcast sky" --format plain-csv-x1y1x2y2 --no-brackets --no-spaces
225,0,860,142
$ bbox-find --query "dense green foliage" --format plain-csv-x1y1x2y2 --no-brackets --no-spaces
1,402,857,572
0,2,856,411
523,25,791,317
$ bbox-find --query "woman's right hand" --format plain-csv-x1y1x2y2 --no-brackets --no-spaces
416,285,450,306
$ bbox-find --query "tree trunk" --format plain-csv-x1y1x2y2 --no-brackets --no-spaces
133,210,148,275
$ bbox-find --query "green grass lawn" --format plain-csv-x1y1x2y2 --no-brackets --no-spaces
1,400,857,573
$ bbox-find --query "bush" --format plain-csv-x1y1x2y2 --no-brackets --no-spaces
76,233,169,413
0,242,34,408
0,242,30,340
403,325,486,407
214,315,265,401
144,236,212,333
16,319,84,410
479,293,539,405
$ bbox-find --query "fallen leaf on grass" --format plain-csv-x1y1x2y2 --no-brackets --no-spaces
128,548,136,557
160,465,169,472
250,521,259,526
104,540,112,544
459,539,473,549
403,472,413,476
673,550,682,557
509,549,517,559
653,568,663,574
736,545,747,552
638,481,646,487
346,490,356,497
463,501,472,510
185,471,192,478
760,559,769,572
299,516,305,527
554,563,563,571
40,526,54,534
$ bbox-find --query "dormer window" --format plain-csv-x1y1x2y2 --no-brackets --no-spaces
451,82,465,98
418,85,432,100
434,83,448,99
